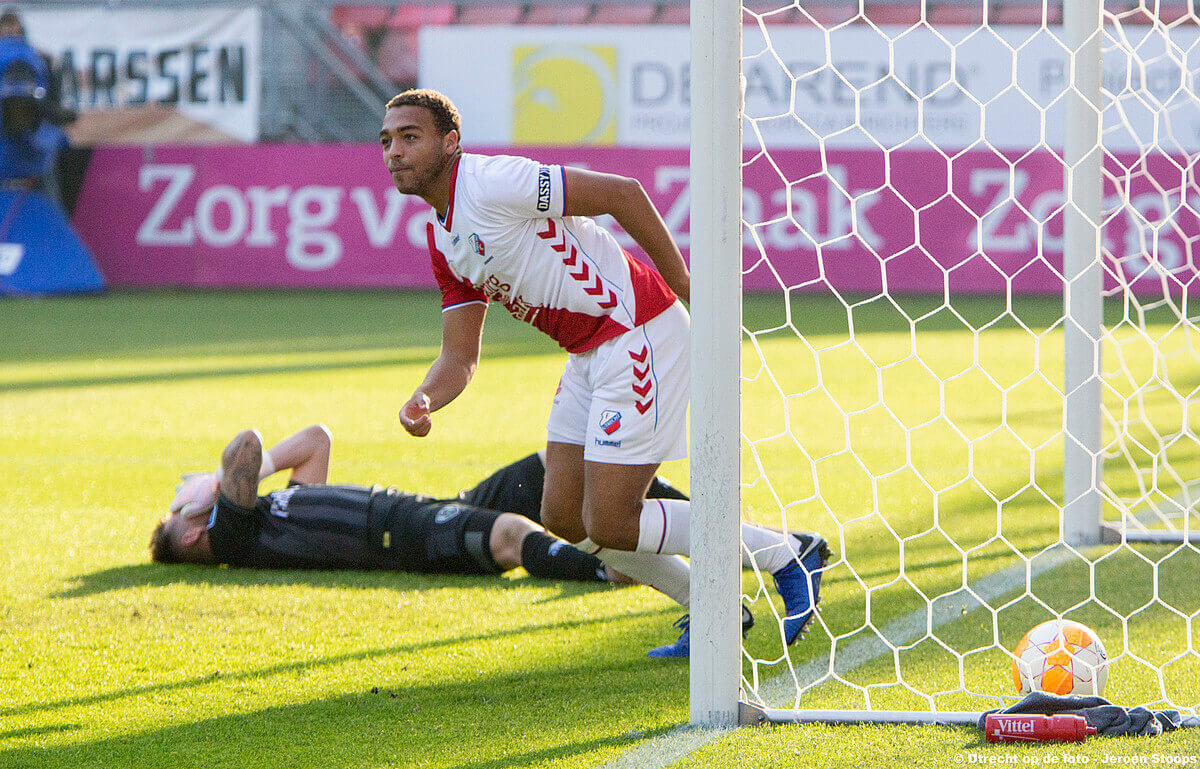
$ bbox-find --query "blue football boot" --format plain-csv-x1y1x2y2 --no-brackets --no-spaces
772,532,830,644
647,604,756,659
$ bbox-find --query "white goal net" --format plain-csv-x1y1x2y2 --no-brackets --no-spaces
691,0,1200,725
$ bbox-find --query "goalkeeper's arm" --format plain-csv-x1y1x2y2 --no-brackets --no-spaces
211,422,348,506
216,429,264,509
260,424,332,485
171,424,332,517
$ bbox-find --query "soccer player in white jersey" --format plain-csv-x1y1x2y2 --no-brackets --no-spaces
381,89,828,657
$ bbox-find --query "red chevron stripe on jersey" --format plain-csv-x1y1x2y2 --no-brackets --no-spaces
538,218,569,253
423,153,678,355
631,346,655,413
583,274,605,295
545,218,624,313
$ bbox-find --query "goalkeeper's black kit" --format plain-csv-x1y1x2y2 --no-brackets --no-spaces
206,483,516,574
205,453,687,579
458,453,689,523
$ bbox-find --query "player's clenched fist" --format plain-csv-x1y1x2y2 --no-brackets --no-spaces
399,392,432,437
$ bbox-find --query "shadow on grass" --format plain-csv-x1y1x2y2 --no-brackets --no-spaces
0,604,671,722
0,354,424,393
448,725,677,769
0,661,685,768
0,724,81,741
0,338,558,394
842,544,1030,587
0,290,558,366
772,292,1188,338
52,562,618,600
1,290,440,364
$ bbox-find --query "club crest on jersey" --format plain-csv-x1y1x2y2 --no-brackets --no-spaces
435,504,463,524
467,233,485,257
599,409,622,435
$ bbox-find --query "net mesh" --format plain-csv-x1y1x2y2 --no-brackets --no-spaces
736,0,1200,716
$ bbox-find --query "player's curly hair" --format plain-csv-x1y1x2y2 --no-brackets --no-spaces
386,88,462,140
149,520,177,563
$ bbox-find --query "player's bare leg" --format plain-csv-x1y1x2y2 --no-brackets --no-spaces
581,459,658,551
580,455,828,647
577,460,771,657
541,441,691,605
487,514,537,570
539,441,587,543
487,512,613,582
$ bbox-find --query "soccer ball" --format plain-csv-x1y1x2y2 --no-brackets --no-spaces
1011,619,1109,697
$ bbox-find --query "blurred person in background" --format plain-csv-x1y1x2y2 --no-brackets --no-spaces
0,7,71,206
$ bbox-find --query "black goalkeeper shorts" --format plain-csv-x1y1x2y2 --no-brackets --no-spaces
382,502,504,576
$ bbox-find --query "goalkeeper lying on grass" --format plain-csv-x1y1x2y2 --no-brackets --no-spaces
149,424,687,585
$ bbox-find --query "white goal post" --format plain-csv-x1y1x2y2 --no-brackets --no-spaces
689,0,746,728
1062,0,1105,550
689,0,1200,729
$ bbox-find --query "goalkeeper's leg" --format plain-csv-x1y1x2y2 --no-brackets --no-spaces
491,513,609,582
488,507,688,589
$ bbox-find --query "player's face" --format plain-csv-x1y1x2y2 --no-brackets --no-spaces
380,106,458,198
163,514,189,547
163,513,211,563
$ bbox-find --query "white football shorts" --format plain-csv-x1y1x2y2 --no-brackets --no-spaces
546,300,689,464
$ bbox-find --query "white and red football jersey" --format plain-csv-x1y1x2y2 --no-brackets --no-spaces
423,153,677,353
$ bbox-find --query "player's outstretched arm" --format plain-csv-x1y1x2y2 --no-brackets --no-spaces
219,429,263,508
562,167,690,303
400,303,487,437
263,424,333,485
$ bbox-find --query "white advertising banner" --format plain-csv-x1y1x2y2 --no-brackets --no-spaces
420,24,1200,152
24,7,261,143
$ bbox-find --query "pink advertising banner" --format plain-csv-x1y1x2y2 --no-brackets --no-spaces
73,144,1200,295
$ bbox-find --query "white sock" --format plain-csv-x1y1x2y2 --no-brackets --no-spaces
634,498,796,574
635,498,691,555
741,524,794,574
575,537,690,607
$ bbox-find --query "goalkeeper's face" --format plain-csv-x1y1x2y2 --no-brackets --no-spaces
159,513,214,564
381,105,459,199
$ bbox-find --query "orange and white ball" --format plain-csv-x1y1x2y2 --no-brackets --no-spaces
1012,620,1109,697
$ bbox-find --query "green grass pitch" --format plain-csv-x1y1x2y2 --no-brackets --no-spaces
0,290,1196,768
